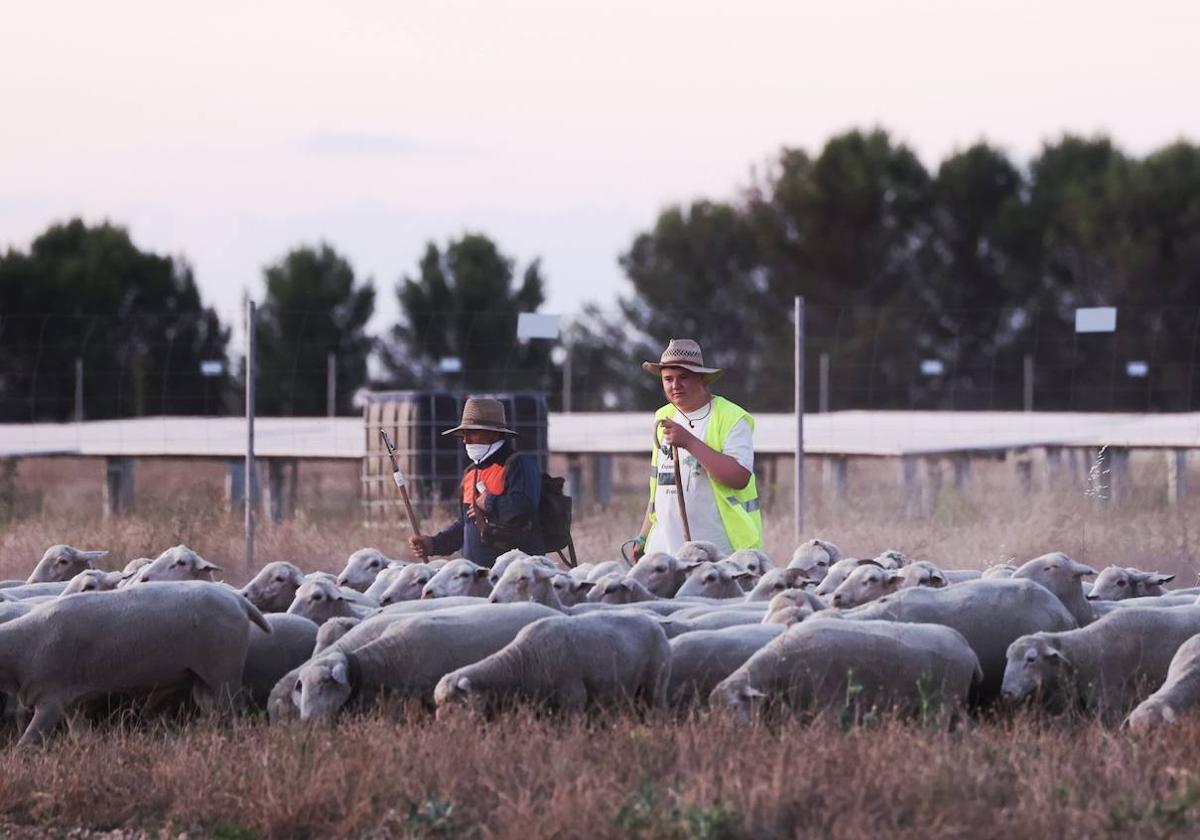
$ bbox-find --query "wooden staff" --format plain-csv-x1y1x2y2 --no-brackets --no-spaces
672,445,691,542
379,429,423,538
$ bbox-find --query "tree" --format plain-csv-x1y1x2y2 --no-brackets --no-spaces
747,129,935,409
0,219,230,421
383,234,549,393
255,244,375,415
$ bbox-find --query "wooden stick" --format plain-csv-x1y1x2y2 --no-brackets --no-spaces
672,445,691,542
379,430,423,538
398,482,423,539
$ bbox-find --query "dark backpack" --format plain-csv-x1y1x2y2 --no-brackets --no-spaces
538,472,577,567
487,454,576,567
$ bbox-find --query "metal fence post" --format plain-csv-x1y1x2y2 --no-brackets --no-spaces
794,296,805,544
245,300,256,571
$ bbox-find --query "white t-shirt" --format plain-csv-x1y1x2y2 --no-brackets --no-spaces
645,403,754,557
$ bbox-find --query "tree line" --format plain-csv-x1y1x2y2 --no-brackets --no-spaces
2,128,1198,421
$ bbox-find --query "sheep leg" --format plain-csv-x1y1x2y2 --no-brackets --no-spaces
18,701,66,748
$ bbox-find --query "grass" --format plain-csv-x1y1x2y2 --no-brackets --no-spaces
3,453,1200,836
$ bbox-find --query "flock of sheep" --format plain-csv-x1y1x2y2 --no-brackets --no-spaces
3,538,1200,748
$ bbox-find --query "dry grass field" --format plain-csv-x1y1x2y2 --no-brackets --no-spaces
3,453,1200,838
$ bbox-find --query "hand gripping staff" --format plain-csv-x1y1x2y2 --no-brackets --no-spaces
379,429,423,539
654,422,691,543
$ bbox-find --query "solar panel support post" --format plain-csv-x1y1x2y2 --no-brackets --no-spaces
794,296,806,544
327,351,336,418
245,299,256,573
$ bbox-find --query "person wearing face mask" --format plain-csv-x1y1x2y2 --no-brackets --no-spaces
408,397,544,567
630,339,761,560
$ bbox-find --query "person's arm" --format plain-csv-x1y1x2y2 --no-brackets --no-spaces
411,510,465,558
658,418,752,489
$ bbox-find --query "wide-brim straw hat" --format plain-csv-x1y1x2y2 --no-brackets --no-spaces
641,338,723,383
441,397,517,437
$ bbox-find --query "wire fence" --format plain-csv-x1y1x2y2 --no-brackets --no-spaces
3,303,1200,423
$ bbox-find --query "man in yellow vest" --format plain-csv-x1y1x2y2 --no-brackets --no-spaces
631,338,762,560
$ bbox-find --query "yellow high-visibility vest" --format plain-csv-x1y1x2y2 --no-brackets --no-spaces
648,395,763,551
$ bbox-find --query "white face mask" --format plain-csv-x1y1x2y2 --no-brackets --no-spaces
465,440,503,464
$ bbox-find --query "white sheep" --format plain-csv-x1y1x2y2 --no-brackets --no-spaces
786,539,842,583
286,578,372,625
0,581,270,747
743,568,809,602
667,624,785,706
434,612,671,715
1124,633,1200,731
813,558,876,597
625,552,700,597
240,561,307,613
422,558,493,599
378,564,436,605
135,545,223,584
1088,566,1176,602
711,619,981,725
336,548,397,592
26,545,109,584
297,603,558,719
896,561,948,590
59,569,125,596
830,564,903,608
1011,551,1097,627
487,558,566,609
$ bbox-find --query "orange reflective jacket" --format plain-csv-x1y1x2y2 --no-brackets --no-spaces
461,461,506,507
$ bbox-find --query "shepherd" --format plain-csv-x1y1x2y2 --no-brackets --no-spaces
408,397,544,567
630,339,762,560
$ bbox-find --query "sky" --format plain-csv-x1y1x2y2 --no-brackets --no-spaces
3,0,1199,336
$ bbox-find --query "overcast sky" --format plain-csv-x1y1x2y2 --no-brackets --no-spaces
3,0,1198,333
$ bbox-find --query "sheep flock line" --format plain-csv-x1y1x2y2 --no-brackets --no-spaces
2,539,1199,748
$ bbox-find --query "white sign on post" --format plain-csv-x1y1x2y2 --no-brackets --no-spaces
1075,307,1117,333
517,313,561,341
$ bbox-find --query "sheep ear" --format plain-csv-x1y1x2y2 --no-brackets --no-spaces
679,559,704,570
620,579,637,591
474,567,491,579
732,570,753,580
1071,562,1097,578
1151,573,1176,586
886,573,903,588
743,687,767,699
331,662,349,686
572,580,591,594
198,559,223,572
456,676,471,692
80,550,109,561
860,559,883,569
1047,648,1074,669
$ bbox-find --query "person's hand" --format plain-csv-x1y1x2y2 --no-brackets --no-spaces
631,536,647,561
658,418,696,450
408,535,433,559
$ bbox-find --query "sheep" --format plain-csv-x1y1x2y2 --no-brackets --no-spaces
240,562,307,613
844,578,1077,704
710,619,981,725
1001,606,1200,723
296,603,558,719
941,569,984,583
763,590,828,624
422,558,492,599
829,564,903,608
626,552,700,597
488,549,533,585
585,561,628,582
363,563,410,602
676,540,723,566
743,568,809,602
1012,551,1097,626
726,549,773,577
336,548,396,592
1124,634,1200,731
568,563,596,581
0,582,70,600
434,612,671,715
59,570,124,596
658,610,765,639
550,572,592,607
242,614,319,708
813,558,876,597
675,562,747,600
897,561,949,589
667,624,788,706
0,581,269,747
487,558,565,609
1088,566,1176,602
135,545,222,584
378,564,436,605
716,559,758,592
981,563,1018,580
874,550,910,570
787,539,842,583
286,578,372,625
26,545,109,584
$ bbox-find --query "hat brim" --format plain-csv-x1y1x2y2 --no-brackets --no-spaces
440,423,518,437
642,361,723,384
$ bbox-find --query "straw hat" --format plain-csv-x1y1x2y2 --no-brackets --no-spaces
641,338,723,383
441,397,517,437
